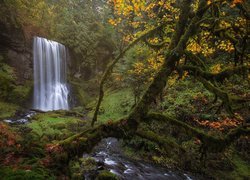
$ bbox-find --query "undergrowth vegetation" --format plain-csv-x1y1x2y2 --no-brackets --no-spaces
0,0,249,179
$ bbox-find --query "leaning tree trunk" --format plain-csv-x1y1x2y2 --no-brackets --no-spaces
52,0,246,162
127,0,209,129
52,0,225,161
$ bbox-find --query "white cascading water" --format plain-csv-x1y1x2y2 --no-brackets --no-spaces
33,37,69,111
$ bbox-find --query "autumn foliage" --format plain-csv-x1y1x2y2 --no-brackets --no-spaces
0,123,21,153
194,117,243,131
0,122,23,167
45,143,64,154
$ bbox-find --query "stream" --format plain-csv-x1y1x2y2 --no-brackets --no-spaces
3,110,36,125
84,138,197,180
3,113,198,180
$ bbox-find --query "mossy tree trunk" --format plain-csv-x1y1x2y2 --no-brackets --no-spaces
52,0,249,162
57,0,207,156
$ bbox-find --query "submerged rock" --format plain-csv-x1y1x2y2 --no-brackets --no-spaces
96,170,119,180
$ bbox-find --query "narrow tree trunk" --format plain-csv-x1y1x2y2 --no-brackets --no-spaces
56,0,210,159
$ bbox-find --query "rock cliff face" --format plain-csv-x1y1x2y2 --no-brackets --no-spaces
0,21,33,84
0,15,97,108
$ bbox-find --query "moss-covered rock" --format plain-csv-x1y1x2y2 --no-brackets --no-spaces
27,112,86,142
96,170,119,180
69,157,97,179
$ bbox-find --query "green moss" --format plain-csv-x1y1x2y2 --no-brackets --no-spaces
79,157,96,172
27,112,86,141
0,101,19,119
88,88,134,123
10,81,32,104
70,80,93,106
69,157,97,179
0,167,55,180
230,154,250,179
210,153,250,180
96,170,119,180
0,55,32,105
69,160,81,179
161,78,213,117
0,57,16,101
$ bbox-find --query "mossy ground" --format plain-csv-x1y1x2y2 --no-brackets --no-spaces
89,79,250,179
0,167,55,180
27,111,87,142
87,88,134,123
230,154,250,179
69,157,97,179
211,152,250,180
0,111,90,179
160,78,213,117
0,101,19,119
0,78,249,179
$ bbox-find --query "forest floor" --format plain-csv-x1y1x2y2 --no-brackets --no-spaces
0,78,249,179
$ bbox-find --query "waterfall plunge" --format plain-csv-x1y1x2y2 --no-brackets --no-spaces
33,37,69,111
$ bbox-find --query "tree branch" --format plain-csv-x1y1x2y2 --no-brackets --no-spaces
91,23,168,126
201,76,234,112
136,128,185,153
179,64,250,82
143,38,167,50
184,51,207,69
146,113,250,153
128,0,209,126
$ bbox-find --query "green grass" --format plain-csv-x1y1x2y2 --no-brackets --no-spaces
88,88,134,123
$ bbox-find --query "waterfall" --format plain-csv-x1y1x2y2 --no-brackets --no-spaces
33,37,69,111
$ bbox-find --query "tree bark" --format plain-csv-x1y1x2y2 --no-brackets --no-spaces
127,0,208,128
55,0,240,161
91,23,168,126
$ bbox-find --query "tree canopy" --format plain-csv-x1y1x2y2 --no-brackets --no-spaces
0,0,249,179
